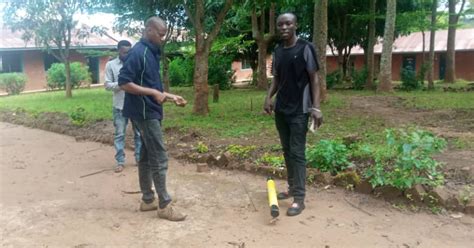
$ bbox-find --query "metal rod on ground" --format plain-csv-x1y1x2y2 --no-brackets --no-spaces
79,168,113,178
237,174,257,212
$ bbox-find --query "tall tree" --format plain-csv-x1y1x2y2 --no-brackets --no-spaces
184,0,234,115
4,0,88,98
365,0,377,90
377,0,397,92
313,0,328,101
251,1,276,90
445,0,467,83
104,0,186,92
427,0,438,89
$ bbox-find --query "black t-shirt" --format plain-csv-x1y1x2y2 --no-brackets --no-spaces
272,38,319,115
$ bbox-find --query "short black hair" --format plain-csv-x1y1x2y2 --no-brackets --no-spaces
277,12,297,23
117,40,132,50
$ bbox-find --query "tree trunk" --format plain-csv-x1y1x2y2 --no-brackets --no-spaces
65,60,72,98
193,38,210,115
445,0,465,83
256,40,268,90
427,0,437,90
313,0,328,102
365,0,376,90
377,0,397,92
162,48,170,92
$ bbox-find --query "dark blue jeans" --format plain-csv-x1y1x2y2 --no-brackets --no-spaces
132,119,172,209
275,112,309,203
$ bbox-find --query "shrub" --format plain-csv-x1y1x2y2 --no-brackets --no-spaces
169,57,194,87
208,55,234,90
69,107,87,127
0,73,27,95
306,139,351,175
46,62,91,90
257,153,285,168
364,128,446,190
326,71,342,89
226,144,256,159
196,142,209,153
400,67,421,91
352,67,368,90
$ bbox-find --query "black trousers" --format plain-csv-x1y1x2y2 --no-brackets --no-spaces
275,112,309,203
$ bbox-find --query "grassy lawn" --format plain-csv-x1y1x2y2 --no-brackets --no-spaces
0,86,472,146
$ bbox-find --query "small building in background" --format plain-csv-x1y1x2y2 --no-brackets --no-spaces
231,28,474,84
0,27,135,92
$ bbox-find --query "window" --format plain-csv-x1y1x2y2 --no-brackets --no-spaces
43,53,60,71
241,59,252,70
0,52,23,73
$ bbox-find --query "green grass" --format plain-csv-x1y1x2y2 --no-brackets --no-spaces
0,86,471,145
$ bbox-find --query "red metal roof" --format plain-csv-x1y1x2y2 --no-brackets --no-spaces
0,27,136,51
326,28,474,56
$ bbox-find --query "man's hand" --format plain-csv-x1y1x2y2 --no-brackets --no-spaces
264,97,274,115
172,95,187,107
310,108,323,128
153,91,167,104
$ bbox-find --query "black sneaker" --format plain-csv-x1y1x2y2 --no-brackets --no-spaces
287,202,305,216
277,192,292,200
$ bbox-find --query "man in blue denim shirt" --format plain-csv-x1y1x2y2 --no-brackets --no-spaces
105,40,142,173
118,16,187,222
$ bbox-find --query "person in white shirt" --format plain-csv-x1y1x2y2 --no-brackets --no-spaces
105,40,142,173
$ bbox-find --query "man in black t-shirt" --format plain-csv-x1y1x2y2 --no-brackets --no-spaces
264,13,323,216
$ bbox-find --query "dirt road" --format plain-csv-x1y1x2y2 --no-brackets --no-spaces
1,122,473,247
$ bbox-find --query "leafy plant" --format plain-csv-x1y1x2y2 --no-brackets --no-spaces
306,139,351,175
326,71,342,89
226,144,256,159
257,153,284,168
169,57,194,87
352,67,368,90
0,73,27,95
196,141,209,153
46,62,91,90
69,107,87,127
400,67,421,91
364,128,447,190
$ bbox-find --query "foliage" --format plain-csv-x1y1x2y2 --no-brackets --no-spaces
326,71,342,89
47,62,91,90
196,142,209,153
257,153,284,168
69,107,87,127
208,54,234,90
352,67,368,90
226,144,256,159
306,139,351,175
400,67,421,91
364,128,447,190
0,73,27,95
169,57,194,87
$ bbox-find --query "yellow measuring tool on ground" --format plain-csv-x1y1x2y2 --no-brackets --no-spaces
266,176,279,218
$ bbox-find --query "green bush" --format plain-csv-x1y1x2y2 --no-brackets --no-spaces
208,55,234,90
257,153,285,168
46,62,91,90
364,128,446,190
306,139,351,175
326,71,342,89
352,67,368,90
400,67,421,91
169,57,194,87
226,144,256,159
69,107,87,127
0,73,27,95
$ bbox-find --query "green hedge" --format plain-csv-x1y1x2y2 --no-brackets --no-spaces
0,73,27,95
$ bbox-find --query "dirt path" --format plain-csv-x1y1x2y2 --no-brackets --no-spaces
1,122,473,247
